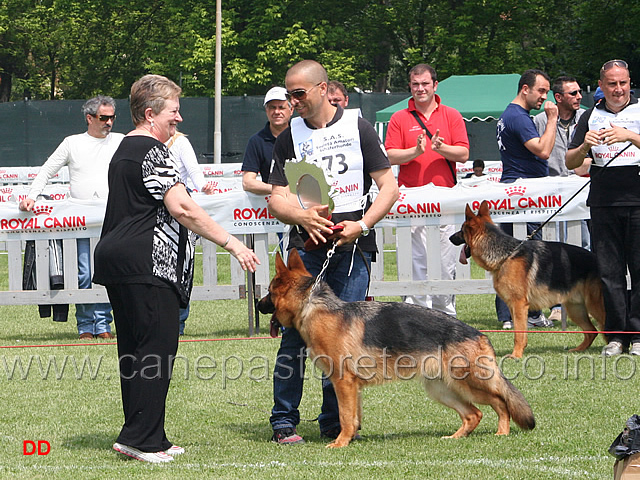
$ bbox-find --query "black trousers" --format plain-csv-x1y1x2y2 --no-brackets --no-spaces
591,206,640,345
106,283,180,452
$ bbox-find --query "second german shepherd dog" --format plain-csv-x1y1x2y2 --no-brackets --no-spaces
449,200,606,358
258,248,535,448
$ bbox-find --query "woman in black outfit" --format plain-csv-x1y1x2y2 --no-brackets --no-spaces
93,74,259,463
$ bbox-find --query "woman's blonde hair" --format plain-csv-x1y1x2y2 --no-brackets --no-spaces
129,74,182,126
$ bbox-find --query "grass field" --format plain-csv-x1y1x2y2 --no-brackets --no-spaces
0,248,635,479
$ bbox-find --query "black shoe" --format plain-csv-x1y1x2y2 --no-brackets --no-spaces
272,427,305,445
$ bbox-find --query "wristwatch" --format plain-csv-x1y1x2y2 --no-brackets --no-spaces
357,219,370,237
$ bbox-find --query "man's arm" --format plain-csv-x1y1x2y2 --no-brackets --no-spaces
523,101,558,160
566,142,593,170
566,127,602,169
430,129,469,163
19,138,70,211
601,122,640,149
268,184,335,246
242,171,273,195
386,129,427,165
334,168,399,247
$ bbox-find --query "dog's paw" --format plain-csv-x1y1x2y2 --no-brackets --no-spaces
325,440,350,448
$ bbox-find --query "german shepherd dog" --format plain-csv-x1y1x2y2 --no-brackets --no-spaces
257,248,535,448
449,200,606,358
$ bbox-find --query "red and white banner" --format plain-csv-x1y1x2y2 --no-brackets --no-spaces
0,176,590,240
0,167,70,184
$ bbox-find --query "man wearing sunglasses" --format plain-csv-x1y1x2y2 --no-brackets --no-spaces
19,96,124,340
533,76,589,322
567,59,640,356
534,76,585,178
267,59,399,445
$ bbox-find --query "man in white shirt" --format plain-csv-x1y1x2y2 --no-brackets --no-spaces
19,96,124,339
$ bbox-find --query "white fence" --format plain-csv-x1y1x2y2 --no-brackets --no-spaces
0,220,588,335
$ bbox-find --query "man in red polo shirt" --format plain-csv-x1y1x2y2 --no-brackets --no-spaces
385,63,469,316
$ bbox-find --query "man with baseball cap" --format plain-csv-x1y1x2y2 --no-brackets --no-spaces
241,86,293,194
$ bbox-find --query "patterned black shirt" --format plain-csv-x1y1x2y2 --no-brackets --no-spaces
93,135,196,307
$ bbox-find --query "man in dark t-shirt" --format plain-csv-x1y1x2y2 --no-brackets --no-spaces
241,86,293,195
267,60,398,445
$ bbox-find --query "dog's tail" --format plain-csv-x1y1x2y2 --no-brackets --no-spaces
500,376,536,431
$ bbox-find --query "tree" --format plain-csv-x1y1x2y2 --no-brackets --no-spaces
1,0,638,101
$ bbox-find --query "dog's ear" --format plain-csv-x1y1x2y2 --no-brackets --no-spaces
465,203,475,220
286,248,307,273
478,200,490,217
275,252,287,275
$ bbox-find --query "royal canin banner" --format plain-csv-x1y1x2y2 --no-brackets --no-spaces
0,185,71,204
0,167,70,184
0,176,589,240
0,164,244,186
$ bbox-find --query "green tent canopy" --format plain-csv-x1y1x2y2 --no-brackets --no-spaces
375,73,545,123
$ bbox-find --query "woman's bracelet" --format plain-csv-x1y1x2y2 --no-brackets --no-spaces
222,234,231,248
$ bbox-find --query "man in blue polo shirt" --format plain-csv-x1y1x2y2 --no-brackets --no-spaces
241,87,293,194
495,69,558,330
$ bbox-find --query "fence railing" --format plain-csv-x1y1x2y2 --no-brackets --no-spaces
0,220,587,335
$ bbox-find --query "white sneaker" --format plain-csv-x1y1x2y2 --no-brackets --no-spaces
630,343,640,356
166,445,185,455
113,442,174,463
502,321,513,330
602,341,624,357
528,313,552,328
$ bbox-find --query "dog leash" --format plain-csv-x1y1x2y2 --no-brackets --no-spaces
311,241,337,292
513,141,633,251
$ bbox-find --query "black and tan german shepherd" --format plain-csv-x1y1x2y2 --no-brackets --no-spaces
449,200,606,358
257,248,535,448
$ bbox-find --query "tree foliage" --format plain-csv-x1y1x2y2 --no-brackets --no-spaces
0,0,638,102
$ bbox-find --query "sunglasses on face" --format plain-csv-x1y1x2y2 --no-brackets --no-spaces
286,82,322,101
563,89,582,96
95,114,116,122
601,59,628,72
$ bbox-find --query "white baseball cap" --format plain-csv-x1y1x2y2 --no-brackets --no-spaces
263,86,288,106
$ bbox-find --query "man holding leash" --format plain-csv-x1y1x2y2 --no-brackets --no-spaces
566,59,640,356
267,59,398,444
384,63,469,316
495,69,558,329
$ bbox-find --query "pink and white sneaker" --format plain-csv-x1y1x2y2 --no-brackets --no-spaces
113,442,174,463
165,445,185,455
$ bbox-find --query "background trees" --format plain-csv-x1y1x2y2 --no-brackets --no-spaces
1,0,638,102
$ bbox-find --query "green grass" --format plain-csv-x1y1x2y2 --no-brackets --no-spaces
0,248,634,479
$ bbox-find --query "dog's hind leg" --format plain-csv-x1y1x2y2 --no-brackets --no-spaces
327,374,360,448
585,279,607,343
423,380,483,438
564,301,598,351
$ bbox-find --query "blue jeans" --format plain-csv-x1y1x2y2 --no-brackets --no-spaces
495,222,542,323
77,238,113,335
179,304,189,335
270,247,372,433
